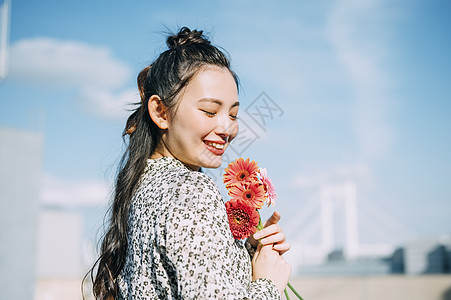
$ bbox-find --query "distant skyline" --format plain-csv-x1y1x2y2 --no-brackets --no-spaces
1,0,450,248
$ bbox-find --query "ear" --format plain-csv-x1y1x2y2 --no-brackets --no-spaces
148,95,169,129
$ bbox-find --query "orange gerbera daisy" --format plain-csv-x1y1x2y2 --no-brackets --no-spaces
228,181,266,209
225,199,260,240
223,158,259,188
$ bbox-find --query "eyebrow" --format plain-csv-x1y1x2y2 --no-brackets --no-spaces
198,98,240,107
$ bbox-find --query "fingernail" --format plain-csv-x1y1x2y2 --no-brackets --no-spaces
254,232,261,239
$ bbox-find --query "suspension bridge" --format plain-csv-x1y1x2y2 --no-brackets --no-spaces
283,181,417,270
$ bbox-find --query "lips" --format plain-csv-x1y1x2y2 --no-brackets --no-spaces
204,141,224,150
204,140,226,155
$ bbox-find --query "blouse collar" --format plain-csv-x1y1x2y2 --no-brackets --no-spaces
146,156,192,172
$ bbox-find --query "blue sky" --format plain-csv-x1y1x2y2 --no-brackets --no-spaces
1,0,450,248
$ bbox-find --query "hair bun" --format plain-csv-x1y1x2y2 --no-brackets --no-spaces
167,27,211,49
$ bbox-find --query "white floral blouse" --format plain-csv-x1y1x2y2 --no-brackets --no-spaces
117,157,280,299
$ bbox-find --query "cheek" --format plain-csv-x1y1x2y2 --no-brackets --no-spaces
229,122,239,142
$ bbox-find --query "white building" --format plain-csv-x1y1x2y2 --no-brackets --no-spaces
0,127,43,300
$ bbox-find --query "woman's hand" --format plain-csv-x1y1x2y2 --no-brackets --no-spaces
247,211,291,255
252,243,292,294
250,212,292,294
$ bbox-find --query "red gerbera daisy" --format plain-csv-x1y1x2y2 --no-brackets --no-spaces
228,181,266,209
223,158,259,188
225,199,260,240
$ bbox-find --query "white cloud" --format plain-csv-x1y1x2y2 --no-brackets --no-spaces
10,37,131,89
41,173,110,206
9,37,134,119
327,0,394,160
80,87,139,120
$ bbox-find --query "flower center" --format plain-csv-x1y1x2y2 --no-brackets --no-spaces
234,210,248,225
236,170,249,181
243,189,255,201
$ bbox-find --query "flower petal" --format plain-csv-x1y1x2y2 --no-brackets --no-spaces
225,199,260,240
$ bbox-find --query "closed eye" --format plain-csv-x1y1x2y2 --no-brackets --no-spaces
201,110,216,117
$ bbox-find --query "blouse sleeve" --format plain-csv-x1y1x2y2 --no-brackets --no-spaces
163,172,280,300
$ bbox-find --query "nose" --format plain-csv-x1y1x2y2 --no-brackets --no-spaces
216,114,235,138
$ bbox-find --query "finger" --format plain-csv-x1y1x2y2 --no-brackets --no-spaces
254,223,281,240
248,216,281,248
258,243,278,256
263,211,281,228
273,242,291,255
260,232,285,246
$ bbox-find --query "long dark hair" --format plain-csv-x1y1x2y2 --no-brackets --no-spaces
85,27,238,299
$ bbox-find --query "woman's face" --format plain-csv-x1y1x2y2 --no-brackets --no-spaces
160,67,239,170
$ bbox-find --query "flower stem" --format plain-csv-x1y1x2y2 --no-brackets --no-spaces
287,282,303,300
284,288,290,300
257,217,263,231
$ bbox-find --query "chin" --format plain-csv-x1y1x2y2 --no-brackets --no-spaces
201,157,222,169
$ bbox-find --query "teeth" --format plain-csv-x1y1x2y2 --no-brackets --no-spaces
205,141,224,150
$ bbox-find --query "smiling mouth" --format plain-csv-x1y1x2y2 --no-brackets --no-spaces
204,141,225,150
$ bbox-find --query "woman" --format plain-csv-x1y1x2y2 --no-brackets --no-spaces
90,27,292,299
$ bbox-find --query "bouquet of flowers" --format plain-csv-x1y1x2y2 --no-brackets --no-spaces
223,158,303,300
223,158,276,239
